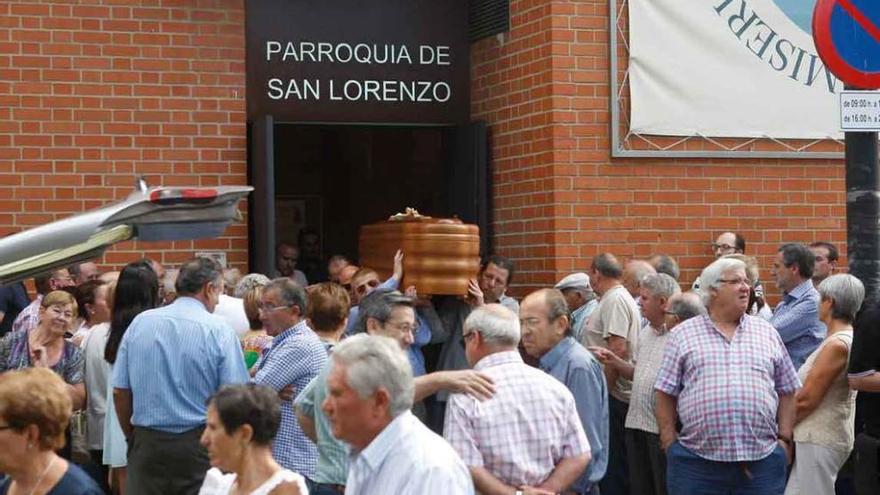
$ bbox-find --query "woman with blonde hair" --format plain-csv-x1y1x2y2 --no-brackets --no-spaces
0,367,102,494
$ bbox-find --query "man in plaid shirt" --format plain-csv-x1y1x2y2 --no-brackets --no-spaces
444,304,591,495
654,257,800,495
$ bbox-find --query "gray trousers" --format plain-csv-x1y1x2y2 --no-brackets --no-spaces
625,428,667,495
126,426,209,495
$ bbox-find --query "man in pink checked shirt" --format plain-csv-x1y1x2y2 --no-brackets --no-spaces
654,257,800,495
444,303,591,495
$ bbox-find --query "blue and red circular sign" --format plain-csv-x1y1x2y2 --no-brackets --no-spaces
814,0,880,89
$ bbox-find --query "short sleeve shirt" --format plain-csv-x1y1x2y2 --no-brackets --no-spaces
625,323,670,434
583,285,641,401
0,330,84,384
654,314,800,462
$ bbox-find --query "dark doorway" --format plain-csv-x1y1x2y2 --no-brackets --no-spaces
274,125,448,267
248,121,489,277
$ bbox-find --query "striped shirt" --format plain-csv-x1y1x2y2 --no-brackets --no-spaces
253,320,327,479
112,297,249,433
654,314,800,462
346,411,474,495
770,279,826,370
444,351,590,487
625,323,671,434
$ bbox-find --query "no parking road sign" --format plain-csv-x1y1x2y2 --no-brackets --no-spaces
814,0,880,89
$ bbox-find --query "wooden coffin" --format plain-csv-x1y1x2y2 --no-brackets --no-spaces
359,211,480,296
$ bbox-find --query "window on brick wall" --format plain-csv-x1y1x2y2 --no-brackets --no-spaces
469,0,509,42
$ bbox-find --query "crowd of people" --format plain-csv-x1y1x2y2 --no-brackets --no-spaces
0,230,879,495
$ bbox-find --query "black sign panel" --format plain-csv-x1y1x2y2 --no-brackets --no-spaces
246,0,470,125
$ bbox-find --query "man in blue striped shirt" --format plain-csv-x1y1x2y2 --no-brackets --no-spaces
770,243,826,370
253,278,328,485
112,257,249,495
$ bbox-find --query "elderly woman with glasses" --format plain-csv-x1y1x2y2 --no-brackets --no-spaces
0,367,103,494
0,290,85,411
785,274,865,495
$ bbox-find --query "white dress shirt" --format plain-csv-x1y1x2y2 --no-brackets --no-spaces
346,411,474,495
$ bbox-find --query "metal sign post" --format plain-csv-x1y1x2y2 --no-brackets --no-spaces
814,0,880,305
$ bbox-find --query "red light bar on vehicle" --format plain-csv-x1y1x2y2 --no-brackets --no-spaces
149,188,218,205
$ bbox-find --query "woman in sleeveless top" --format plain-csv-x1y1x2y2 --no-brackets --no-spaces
785,274,865,495
198,384,307,495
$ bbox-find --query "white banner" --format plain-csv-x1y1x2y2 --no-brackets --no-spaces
629,0,842,139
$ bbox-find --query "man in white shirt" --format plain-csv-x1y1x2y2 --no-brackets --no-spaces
322,333,474,495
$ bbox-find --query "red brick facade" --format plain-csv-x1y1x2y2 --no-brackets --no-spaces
0,0,847,300
471,0,846,300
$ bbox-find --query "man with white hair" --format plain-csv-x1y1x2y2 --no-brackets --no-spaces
592,274,689,495
655,258,800,494
554,272,598,343
321,334,474,495
445,304,591,495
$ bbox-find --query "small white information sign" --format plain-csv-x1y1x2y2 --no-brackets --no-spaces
841,91,880,132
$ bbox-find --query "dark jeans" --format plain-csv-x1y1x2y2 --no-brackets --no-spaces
625,428,666,495
666,441,787,495
126,426,209,495
599,395,629,495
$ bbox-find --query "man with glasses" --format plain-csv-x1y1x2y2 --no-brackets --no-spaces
655,258,800,495
253,277,328,487
522,288,608,495
11,268,75,334
770,243,825,370
296,290,492,494
711,231,745,258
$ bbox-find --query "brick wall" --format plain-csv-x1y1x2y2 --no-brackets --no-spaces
471,0,846,302
0,0,249,272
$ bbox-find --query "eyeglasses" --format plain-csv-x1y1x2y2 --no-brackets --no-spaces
718,278,752,288
711,243,736,252
258,303,291,313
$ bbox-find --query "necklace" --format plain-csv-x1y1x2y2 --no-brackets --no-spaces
20,455,56,495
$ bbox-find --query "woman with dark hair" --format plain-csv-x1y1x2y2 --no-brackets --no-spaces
102,260,159,494
198,384,306,495
71,280,110,347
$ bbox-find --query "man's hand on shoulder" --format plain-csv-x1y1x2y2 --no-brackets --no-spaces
442,370,495,401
